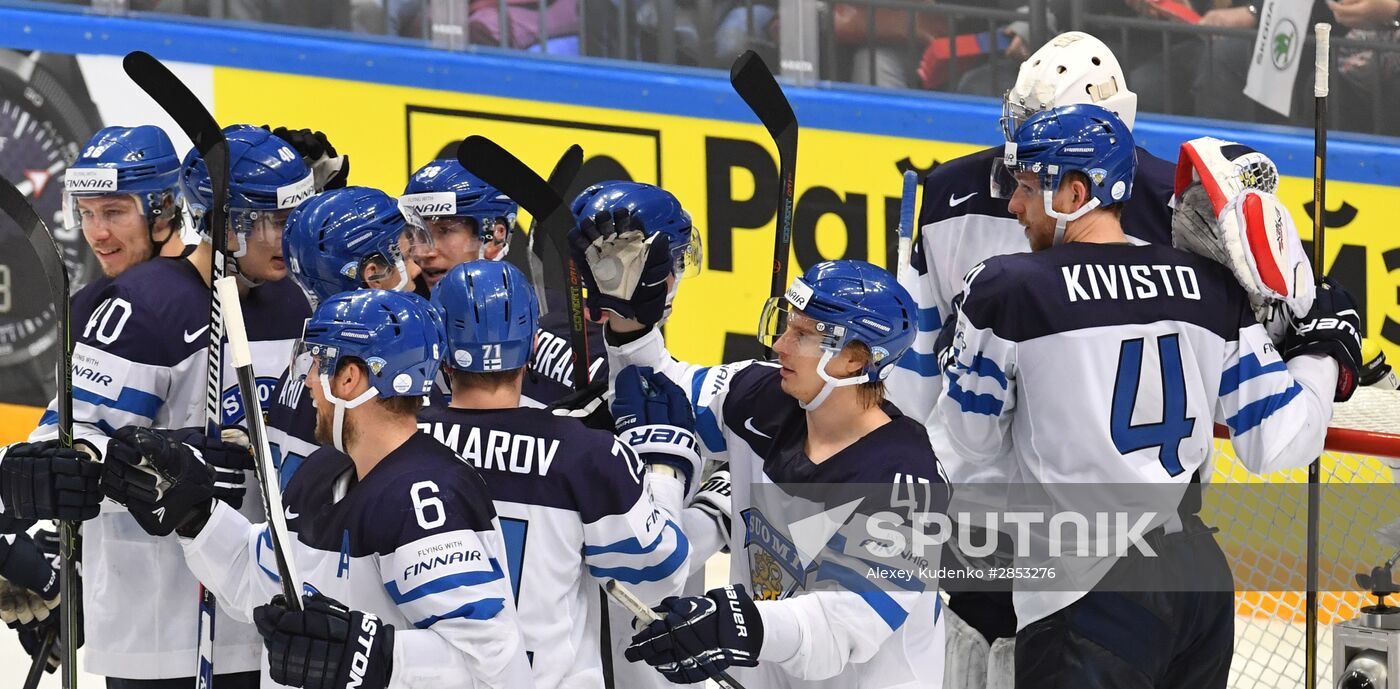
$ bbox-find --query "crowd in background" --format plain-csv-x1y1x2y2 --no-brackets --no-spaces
38,0,1400,136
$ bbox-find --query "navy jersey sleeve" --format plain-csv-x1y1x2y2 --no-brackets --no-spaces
1122,148,1176,246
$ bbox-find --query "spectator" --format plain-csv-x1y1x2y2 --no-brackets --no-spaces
1329,0,1400,136
832,0,945,88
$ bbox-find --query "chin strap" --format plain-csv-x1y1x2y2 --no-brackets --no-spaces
798,350,870,411
1042,189,1100,246
318,374,379,453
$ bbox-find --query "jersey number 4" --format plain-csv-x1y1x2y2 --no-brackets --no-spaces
1110,334,1196,477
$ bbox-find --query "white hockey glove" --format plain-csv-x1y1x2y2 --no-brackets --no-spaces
689,469,732,552
1171,137,1313,342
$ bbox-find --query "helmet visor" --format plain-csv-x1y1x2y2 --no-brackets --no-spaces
672,229,703,278
289,326,339,386
64,192,148,237
231,207,293,250
756,298,848,357
400,206,435,263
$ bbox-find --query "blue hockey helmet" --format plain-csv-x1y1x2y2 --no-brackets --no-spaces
401,159,517,261
570,181,701,278
758,260,916,409
1003,103,1136,243
431,260,539,373
299,289,445,449
63,125,183,239
182,125,315,256
283,187,434,303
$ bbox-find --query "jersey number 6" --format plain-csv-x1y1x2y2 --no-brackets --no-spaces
410,481,446,529
1110,334,1196,477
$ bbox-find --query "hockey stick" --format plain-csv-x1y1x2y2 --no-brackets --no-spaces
730,50,798,356
456,138,592,388
122,50,230,689
604,580,748,689
214,277,303,607
0,177,78,689
1304,23,1330,689
527,145,586,318
895,169,918,277
23,626,57,689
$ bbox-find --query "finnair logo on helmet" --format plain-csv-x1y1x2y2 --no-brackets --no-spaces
399,192,456,217
276,175,316,209
65,167,118,192
785,279,814,310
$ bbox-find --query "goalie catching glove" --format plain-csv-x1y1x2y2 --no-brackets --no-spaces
1171,137,1313,341
569,207,674,326
255,592,394,689
102,426,216,538
625,584,764,684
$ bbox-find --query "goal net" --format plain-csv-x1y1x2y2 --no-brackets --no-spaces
1212,385,1400,689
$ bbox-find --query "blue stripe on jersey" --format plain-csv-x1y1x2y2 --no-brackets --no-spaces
584,518,677,556
412,597,506,629
1218,353,1288,397
585,521,688,584
944,371,1004,416
895,350,941,377
916,306,941,332
813,560,910,631
73,386,163,419
1226,381,1303,435
38,411,118,437
689,369,727,454
955,353,1008,389
386,557,506,605
256,528,281,582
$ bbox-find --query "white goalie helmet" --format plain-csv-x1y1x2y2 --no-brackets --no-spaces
1001,31,1138,135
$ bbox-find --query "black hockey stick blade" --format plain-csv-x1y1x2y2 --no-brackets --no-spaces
0,176,80,689
730,51,797,155
456,137,592,388
528,145,585,317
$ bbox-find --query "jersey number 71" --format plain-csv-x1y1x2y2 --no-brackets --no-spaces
1110,334,1196,477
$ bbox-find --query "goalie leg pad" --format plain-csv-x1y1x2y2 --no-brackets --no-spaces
942,602,990,689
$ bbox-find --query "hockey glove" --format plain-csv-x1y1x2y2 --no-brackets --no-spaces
0,576,58,628
569,208,673,325
255,592,395,689
161,426,255,509
103,426,215,538
932,292,966,374
625,584,764,684
1281,277,1362,402
612,366,701,492
0,440,102,522
548,377,616,433
264,126,350,191
0,532,59,601
689,469,732,553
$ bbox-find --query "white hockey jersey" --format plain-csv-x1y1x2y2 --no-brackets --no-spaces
887,146,1176,487
606,329,948,689
26,256,308,678
181,432,536,689
933,241,1337,626
416,405,689,689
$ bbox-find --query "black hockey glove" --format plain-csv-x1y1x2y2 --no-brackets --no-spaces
569,208,673,326
1281,277,1362,402
0,440,101,522
263,125,350,190
161,426,255,510
547,377,616,433
625,584,764,684
255,592,395,689
103,426,215,538
932,291,965,374
0,532,59,600
612,366,701,492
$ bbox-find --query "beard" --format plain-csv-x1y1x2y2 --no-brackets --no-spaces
314,401,356,449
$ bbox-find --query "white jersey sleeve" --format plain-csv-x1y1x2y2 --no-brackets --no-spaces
1216,324,1335,474
756,588,939,681
933,262,1018,465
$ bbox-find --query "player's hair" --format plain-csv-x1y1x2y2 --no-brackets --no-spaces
448,366,526,394
333,358,427,416
1061,171,1124,217
845,341,886,409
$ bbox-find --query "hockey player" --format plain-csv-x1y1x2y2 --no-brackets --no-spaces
268,186,432,486
570,197,947,686
933,104,1359,689
104,288,536,689
400,159,516,288
0,124,315,687
884,32,1175,685
417,259,696,689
